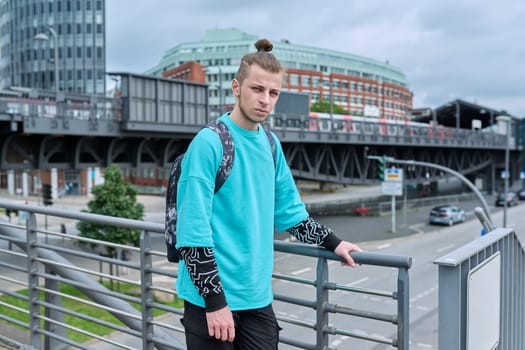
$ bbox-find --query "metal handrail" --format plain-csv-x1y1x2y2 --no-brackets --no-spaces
0,200,412,349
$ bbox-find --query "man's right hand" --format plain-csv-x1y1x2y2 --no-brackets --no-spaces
206,306,235,342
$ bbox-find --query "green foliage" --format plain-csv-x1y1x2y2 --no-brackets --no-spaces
310,100,349,115
77,165,144,256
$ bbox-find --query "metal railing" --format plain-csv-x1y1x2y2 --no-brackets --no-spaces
0,200,412,350
434,227,525,349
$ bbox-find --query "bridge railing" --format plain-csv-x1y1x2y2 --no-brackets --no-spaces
0,89,121,121
434,227,525,350
0,200,412,350
269,113,509,149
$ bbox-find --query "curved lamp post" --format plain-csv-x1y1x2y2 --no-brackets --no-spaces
496,115,511,227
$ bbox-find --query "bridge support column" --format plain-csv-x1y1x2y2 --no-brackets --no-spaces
22,170,29,198
7,170,15,195
86,168,92,196
86,167,102,196
51,168,58,199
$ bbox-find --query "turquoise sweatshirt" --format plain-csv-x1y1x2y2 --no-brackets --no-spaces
175,114,308,310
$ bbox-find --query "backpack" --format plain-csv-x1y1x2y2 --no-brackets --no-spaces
165,119,276,262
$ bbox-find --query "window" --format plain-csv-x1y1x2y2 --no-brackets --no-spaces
289,74,299,85
86,46,91,58
76,47,81,58
76,23,82,34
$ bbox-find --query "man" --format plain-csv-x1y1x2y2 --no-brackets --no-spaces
176,38,362,349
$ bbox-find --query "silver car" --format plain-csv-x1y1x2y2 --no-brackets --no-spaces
429,205,466,226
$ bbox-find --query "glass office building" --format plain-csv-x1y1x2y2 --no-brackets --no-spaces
146,28,413,119
0,0,106,94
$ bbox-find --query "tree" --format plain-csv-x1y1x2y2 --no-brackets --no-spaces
310,100,349,115
77,165,144,257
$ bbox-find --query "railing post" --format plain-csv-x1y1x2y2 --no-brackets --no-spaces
316,256,329,349
44,265,68,350
26,212,41,349
397,267,410,349
140,230,155,350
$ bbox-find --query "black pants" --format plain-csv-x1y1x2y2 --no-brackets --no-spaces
181,301,281,350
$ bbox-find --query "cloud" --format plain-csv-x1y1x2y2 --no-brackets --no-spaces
106,0,525,116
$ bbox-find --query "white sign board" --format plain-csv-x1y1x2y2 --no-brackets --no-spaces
385,168,403,182
364,105,380,117
466,252,500,350
381,182,402,196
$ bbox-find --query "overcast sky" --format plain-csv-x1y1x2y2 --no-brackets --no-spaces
106,0,525,116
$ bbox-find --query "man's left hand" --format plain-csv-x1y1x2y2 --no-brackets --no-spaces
334,241,362,267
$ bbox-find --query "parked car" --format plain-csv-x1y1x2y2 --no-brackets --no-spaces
517,188,525,200
429,205,466,226
495,192,519,207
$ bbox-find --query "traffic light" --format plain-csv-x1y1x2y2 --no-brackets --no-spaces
42,184,53,206
376,158,385,181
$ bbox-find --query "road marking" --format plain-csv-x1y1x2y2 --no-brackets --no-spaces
416,342,434,349
436,244,455,253
345,277,369,286
376,243,391,250
331,339,342,346
410,286,437,302
291,267,312,275
409,223,425,234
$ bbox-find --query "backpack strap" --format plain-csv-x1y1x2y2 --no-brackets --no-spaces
206,120,275,191
261,126,276,166
206,120,235,193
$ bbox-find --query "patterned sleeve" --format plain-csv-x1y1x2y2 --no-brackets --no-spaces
178,246,227,312
286,216,342,251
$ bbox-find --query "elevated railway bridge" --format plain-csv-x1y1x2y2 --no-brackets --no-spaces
0,73,520,196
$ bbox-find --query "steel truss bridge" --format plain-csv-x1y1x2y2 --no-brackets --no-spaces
0,73,519,193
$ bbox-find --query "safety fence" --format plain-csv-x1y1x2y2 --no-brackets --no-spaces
434,227,525,350
0,200,411,350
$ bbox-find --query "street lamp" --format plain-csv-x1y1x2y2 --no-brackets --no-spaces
34,27,59,94
496,114,511,227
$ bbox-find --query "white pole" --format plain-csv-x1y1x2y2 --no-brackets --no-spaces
391,195,396,233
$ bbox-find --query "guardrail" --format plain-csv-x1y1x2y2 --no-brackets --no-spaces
0,200,412,350
434,227,525,349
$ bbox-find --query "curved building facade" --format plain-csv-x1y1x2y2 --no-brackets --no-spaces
147,28,412,119
0,0,106,94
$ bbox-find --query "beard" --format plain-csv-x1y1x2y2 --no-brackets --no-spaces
238,91,269,126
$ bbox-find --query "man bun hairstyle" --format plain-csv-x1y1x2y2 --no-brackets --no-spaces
236,39,284,84
255,39,273,52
